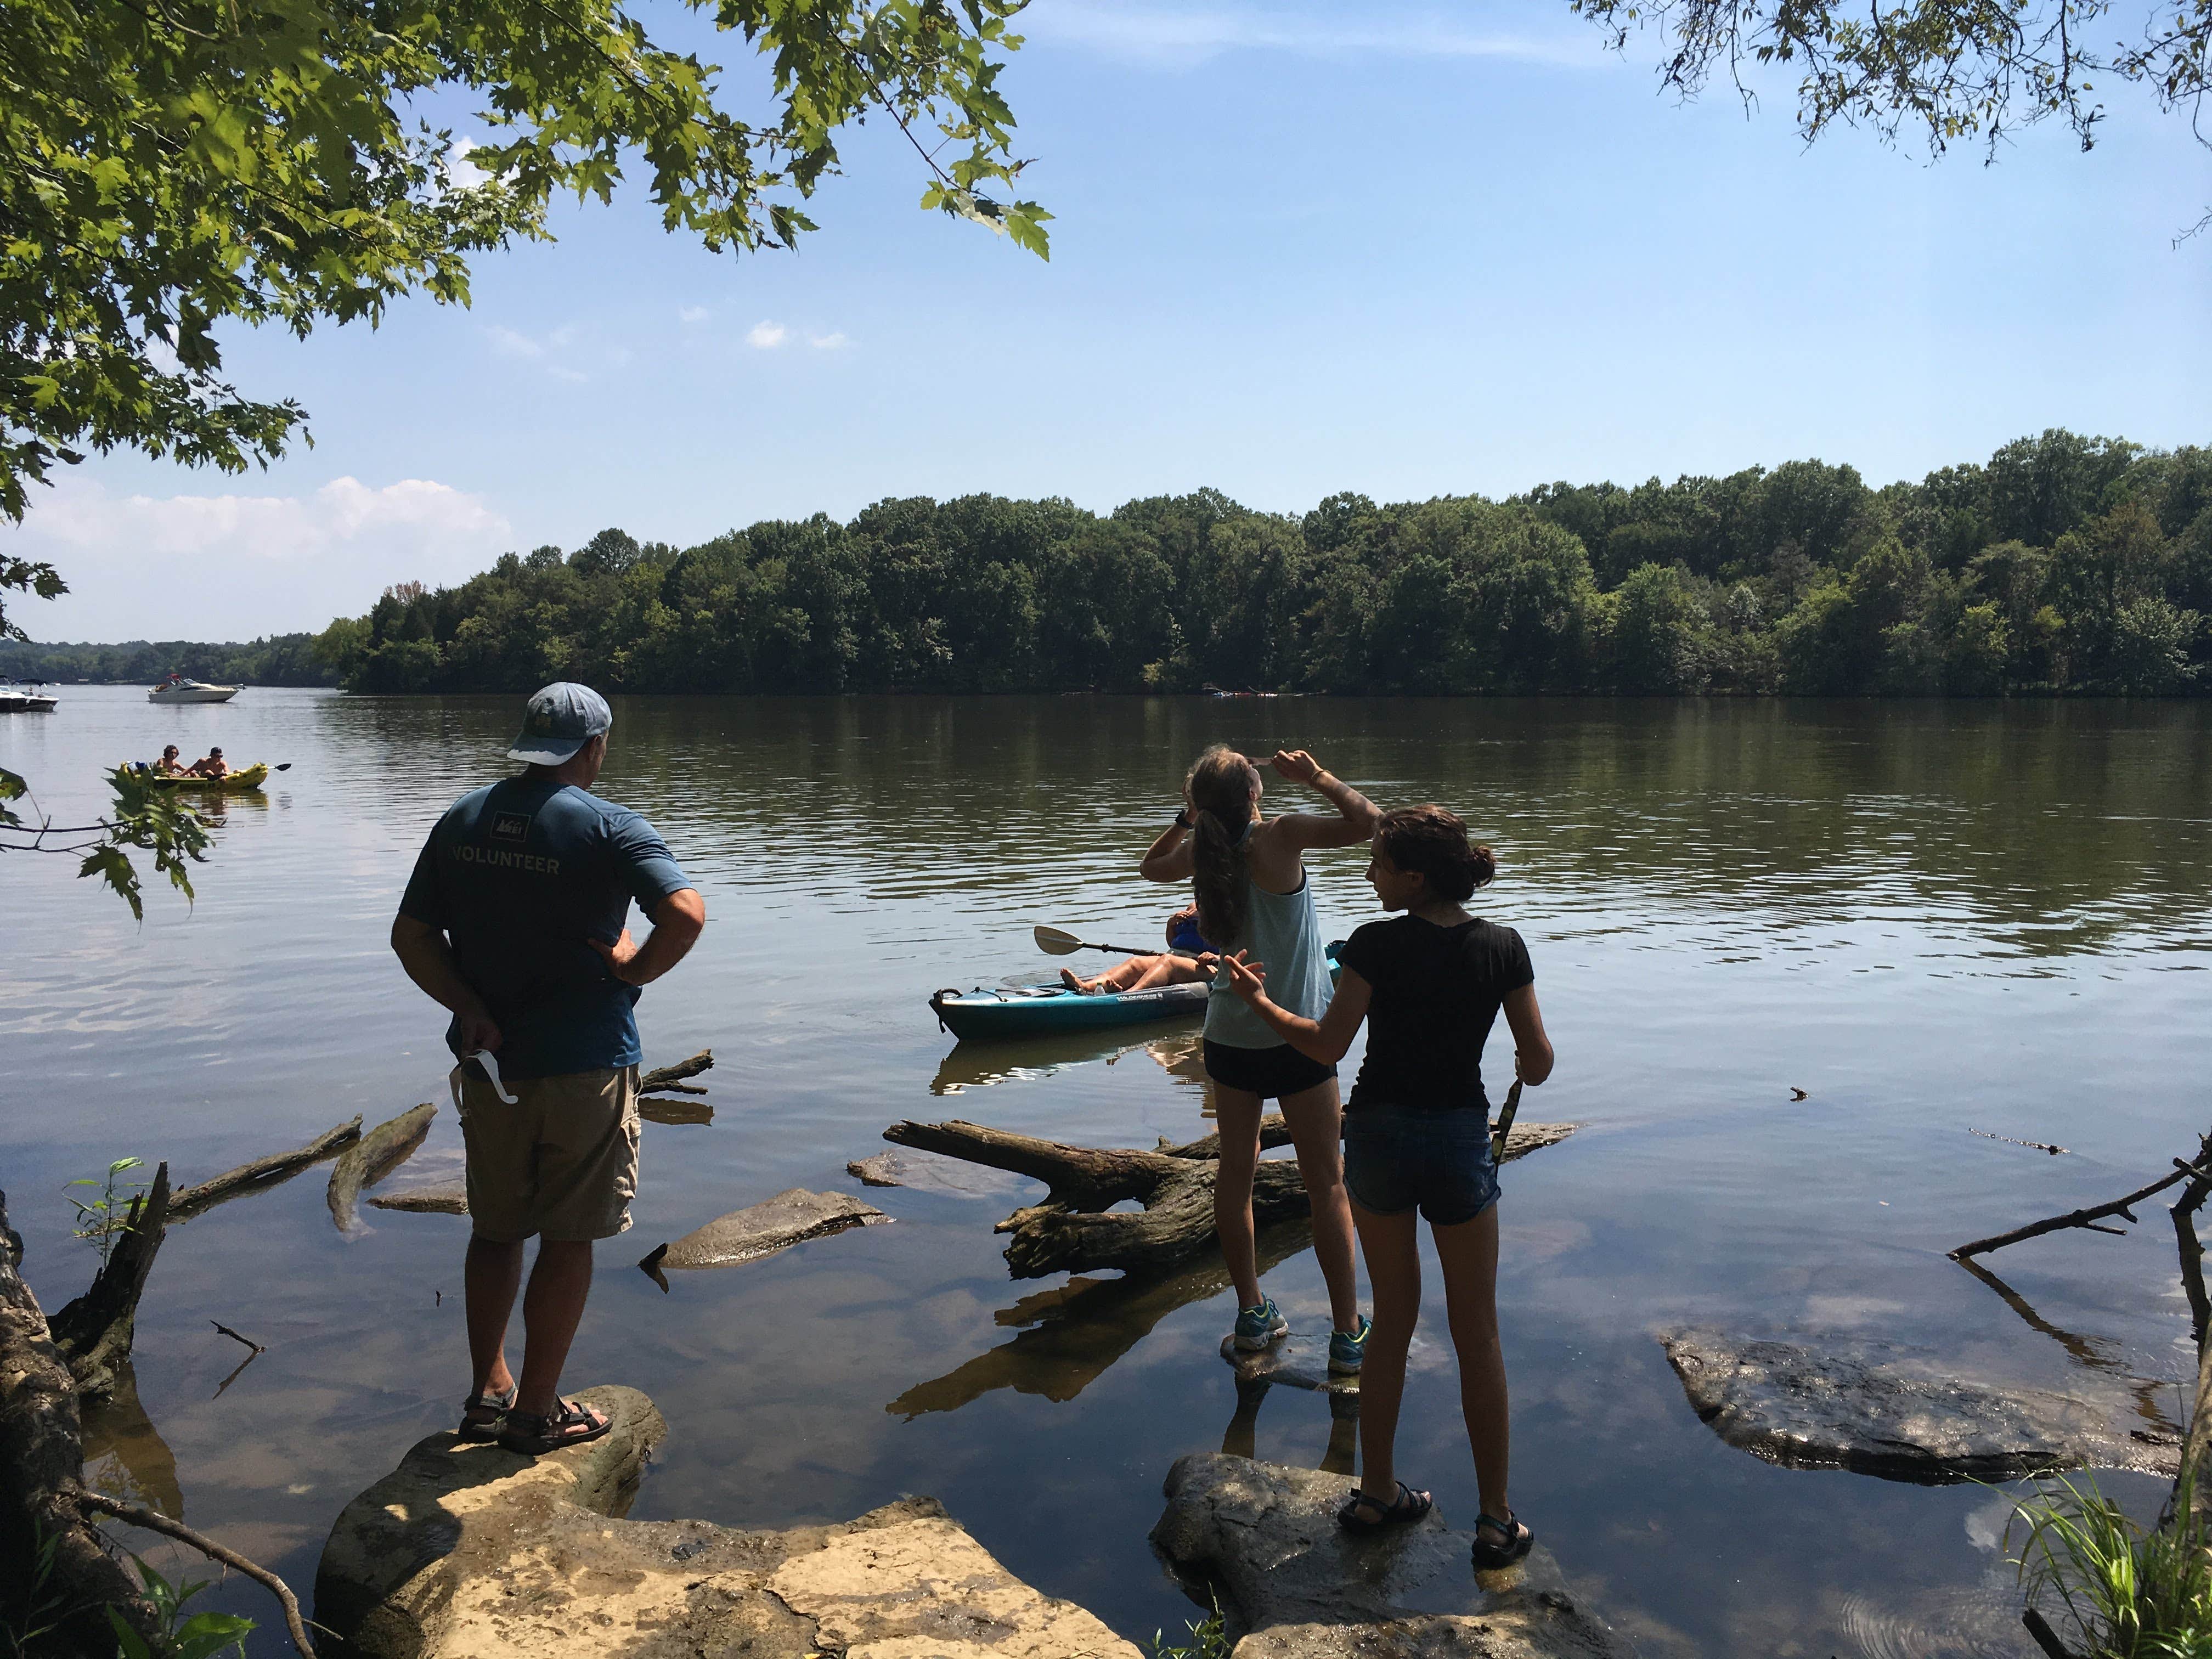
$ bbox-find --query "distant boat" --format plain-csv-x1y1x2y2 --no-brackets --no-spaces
148,673,239,704
0,679,58,713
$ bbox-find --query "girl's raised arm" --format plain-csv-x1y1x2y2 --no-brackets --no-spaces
1264,750,1380,851
1138,815,1195,882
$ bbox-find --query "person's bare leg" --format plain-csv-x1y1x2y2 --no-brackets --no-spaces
1349,1201,1420,1510
464,1234,524,1400
512,1239,595,1417
1281,1078,1361,1332
1213,1088,1264,1310
1122,955,1203,991
1435,1206,1509,1530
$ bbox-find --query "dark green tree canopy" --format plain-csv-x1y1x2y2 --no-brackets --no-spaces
309,428,2212,702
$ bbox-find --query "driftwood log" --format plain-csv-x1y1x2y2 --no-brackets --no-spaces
641,1049,713,1094
881,1115,1579,1279
172,1117,363,1220
0,1188,166,1655
327,1104,436,1236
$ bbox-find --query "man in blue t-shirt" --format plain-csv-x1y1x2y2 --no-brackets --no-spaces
392,681,705,1454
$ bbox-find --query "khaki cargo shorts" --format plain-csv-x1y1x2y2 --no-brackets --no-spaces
454,1063,640,1243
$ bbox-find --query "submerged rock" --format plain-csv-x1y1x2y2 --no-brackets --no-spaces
639,1187,888,1288
314,1384,1139,1659
847,1151,1025,1197
1152,1453,1635,1659
1661,1329,2181,1482
1220,1333,1359,1396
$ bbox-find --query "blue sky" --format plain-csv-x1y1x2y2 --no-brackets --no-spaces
12,0,2211,641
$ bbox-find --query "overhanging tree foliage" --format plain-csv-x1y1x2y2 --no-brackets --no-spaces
1,0,1044,907
1571,0,2210,231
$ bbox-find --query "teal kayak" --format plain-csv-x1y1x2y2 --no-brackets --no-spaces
929,944,1342,1043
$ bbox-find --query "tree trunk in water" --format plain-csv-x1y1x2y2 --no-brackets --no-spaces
0,1190,164,1656
879,1116,1578,1279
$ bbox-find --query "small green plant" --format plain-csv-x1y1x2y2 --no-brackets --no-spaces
64,1157,146,1264
1150,1592,1230,1659
1,1524,70,1659
105,1556,254,1659
2007,1468,2212,1657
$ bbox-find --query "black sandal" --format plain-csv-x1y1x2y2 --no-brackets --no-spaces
458,1383,516,1442
498,1397,612,1455
1337,1480,1434,1533
1470,1508,1533,1570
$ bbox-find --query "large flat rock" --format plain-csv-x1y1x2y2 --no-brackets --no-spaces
1662,1328,2181,1482
1151,1453,1634,1659
314,1384,1141,1659
639,1187,888,1285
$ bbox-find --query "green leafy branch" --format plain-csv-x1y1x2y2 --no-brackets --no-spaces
0,764,212,919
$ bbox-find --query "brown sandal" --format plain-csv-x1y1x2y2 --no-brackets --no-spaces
498,1397,611,1455
458,1383,517,1442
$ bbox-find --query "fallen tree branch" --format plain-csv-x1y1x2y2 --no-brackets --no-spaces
1950,1164,2198,1261
211,1320,264,1354
171,1118,362,1220
2023,1605,2080,1659
883,1117,1579,1279
326,1105,435,1237
641,1049,713,1093
74,1489,318,1656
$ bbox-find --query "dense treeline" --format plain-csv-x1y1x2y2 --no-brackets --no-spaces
0,634,336,686
316,430,2210,697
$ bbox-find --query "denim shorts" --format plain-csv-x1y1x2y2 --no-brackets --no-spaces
1342,1104,1499,1226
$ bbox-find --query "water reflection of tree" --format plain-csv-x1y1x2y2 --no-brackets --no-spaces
1955,1256,2185,1444
887,1221,1313,1420
77,1358,184,1520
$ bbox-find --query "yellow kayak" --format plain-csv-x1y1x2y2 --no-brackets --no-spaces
132,761,270,792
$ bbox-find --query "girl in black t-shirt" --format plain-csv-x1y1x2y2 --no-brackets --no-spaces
1223,804,1554,1573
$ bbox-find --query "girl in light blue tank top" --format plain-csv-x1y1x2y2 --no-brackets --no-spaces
1202,822,1334,1049
1137,743,1385,1372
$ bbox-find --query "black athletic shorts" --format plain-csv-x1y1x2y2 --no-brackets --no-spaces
1202,1039,1336,1101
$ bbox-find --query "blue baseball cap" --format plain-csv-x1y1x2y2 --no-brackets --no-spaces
509,682,612,765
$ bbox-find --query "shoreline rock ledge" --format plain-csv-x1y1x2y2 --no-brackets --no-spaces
1150,1453,1635,1659
313,1384,1141,1659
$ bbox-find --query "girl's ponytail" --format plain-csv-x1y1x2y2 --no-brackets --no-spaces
1187,745,1260,948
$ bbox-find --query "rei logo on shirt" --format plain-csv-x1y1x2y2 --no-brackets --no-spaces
490,810,533,844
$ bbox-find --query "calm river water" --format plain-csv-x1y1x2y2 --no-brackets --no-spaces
5,689,2211,1655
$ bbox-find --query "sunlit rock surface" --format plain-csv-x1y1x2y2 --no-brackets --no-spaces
1151,1453,1635,1659
315,1384,1141,1659
1662,1329,2181,1481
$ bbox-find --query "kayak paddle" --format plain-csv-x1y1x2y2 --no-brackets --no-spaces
1035,924,1154,957
275,763,292,771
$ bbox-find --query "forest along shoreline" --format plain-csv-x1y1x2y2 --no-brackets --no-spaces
4,429,2205,701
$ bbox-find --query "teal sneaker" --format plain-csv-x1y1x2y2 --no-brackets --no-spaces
1328,1314,1373,1375
1232,1297,1289,1351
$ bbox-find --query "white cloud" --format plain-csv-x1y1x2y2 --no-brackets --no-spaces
1025,2,1602,69
484,324,543,359
3,476,515,640
807,331,852,350
679,305,713,324
548,365,590,383
445,137,490,189
746,320,790,349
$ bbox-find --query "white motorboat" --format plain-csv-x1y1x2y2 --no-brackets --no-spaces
0,679,58,712
148,674,240,705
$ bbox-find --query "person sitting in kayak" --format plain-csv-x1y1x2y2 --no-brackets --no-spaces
188,747,230,779
1058,905,1213,994
153,745,187,775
